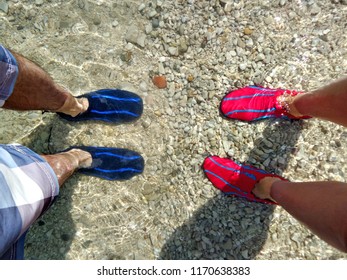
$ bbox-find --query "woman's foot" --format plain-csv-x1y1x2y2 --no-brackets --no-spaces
220,85,311,121
276,93,303,118
203,156,285,204
252,176,282,202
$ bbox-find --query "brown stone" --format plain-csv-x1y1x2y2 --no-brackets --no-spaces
244,27,253,35
187,74,194,82
152,75,167,89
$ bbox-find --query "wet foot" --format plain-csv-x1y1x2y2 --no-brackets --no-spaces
41,149,92,186
64,148,93,168
57,95,89,117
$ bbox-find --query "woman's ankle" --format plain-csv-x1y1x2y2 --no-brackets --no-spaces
277,92,306,118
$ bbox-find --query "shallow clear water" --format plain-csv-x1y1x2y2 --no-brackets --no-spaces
1,0,347,260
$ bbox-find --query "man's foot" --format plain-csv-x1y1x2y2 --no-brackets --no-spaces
57,95,89,117
203,156,286,204
57,89,143,123
42,146,144,184
41,149,92,186
220,85,311,122
72,146,144,181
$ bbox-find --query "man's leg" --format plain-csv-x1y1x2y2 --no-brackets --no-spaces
2,50,88,117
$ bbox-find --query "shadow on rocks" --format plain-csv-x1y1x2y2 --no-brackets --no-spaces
22,114,78,260
160,120,303,260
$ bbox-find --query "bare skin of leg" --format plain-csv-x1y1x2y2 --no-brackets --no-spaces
253,178,347,252
252,76,347,251
41,149,92,187
278,75,347,126
2,51,88,117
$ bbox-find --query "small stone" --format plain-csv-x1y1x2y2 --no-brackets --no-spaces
93,18,101,26
239,63,247,71
61,233,70,242
193,250,203,258
209,91,216,99
279,0,286,6
125,25,146,48
139,81,148,92
241,250,249,259
335,140,342,147
152,18,160,28
168,47,178,56
178,24,185,35
265,76,272,83
264,16,273,25
178,39,188,54
237,38,246,48
59,21,70,29
158,63,165,74
0,2,9,14
278,157,286,166
112,20,119,27
187,74,194,82
137,34,146,48
145,23,153,34
141,117,151,128
245,38,254,48
142,183,155,195
244,27,253,35
223,239,233,250
152,75,167,89
328,153,338,162
138,3,146,11
125,25,139,44
35,0,44,6
148,10,157,18
310,4,321,15
46,229,53,238
27,112,41,119
224,3,232,12
289,11,297,19
120,51,132,63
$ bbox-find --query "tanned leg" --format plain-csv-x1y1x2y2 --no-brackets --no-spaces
253,178,347,252
252,76,347,252
2,51,88,117
278,75,347,126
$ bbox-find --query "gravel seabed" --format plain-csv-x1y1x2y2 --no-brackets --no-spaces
1,0,347,260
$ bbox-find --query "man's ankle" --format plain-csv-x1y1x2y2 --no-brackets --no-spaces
56,95,89,117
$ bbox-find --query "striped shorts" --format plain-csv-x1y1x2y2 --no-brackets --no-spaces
0,45,18,107
0,144,59,259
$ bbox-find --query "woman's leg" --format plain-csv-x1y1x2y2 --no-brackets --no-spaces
253,178,347,252
252,76,347,251
283,75,347,126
